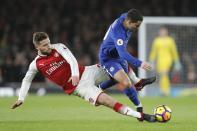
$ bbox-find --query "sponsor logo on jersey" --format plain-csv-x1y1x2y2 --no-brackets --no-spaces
39,63,44,66
117,39,123,46
46,60,66,75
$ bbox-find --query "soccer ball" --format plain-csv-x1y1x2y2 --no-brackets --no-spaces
154,105,172,122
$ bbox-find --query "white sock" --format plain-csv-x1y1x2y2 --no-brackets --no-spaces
129,70,140,84
119,106,141,118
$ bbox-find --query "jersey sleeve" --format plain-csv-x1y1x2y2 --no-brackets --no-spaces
18,60,38,101
53,43,79,77
170,38,179,62
111,27,142,68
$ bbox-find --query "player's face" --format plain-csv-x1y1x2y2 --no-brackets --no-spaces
159,27,168,37
35,38,52,55
127,20,142,31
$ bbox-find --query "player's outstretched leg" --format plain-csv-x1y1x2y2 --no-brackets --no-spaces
98,76,156,91
113,69,144,117
123,87,142,109
96,92,157,122
123,87,144,121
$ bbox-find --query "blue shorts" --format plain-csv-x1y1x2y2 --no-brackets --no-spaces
101,59,128,77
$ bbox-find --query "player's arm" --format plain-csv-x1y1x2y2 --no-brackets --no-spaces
115,40,142,67
111,26,142,67
170,38,181,71
112,29,151,70
11,60,38,109
54,43,79,86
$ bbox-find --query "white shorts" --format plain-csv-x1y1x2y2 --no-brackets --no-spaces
72,65,110,105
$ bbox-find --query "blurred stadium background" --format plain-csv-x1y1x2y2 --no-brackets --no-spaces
1,0,197,131
0,0,196,97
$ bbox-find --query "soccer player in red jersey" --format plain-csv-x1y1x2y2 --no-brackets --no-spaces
11,32,156,122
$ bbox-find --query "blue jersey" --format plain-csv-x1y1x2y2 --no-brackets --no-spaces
99,13,142,68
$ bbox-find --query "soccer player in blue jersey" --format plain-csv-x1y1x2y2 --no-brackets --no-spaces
98,9,156,117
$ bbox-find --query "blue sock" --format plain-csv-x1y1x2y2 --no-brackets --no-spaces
98,79,117,90
123,87,140,106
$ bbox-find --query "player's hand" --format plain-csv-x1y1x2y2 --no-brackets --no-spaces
11,100,23,109
68,76,80,86
140,61,152,71
174,61,182,71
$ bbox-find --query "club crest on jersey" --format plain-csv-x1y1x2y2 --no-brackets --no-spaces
117,39,123,46
110,67,114,72
54,52,59,57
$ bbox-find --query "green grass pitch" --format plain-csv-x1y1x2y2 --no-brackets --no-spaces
0,94,197,131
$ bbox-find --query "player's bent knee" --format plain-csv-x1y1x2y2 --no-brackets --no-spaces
114,70,132,88
122,80,132,88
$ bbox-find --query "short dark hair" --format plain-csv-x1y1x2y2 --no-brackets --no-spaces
126,9,143,22
33,32,49,44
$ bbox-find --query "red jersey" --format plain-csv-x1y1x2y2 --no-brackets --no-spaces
36,49,85,94
18,43,85,101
